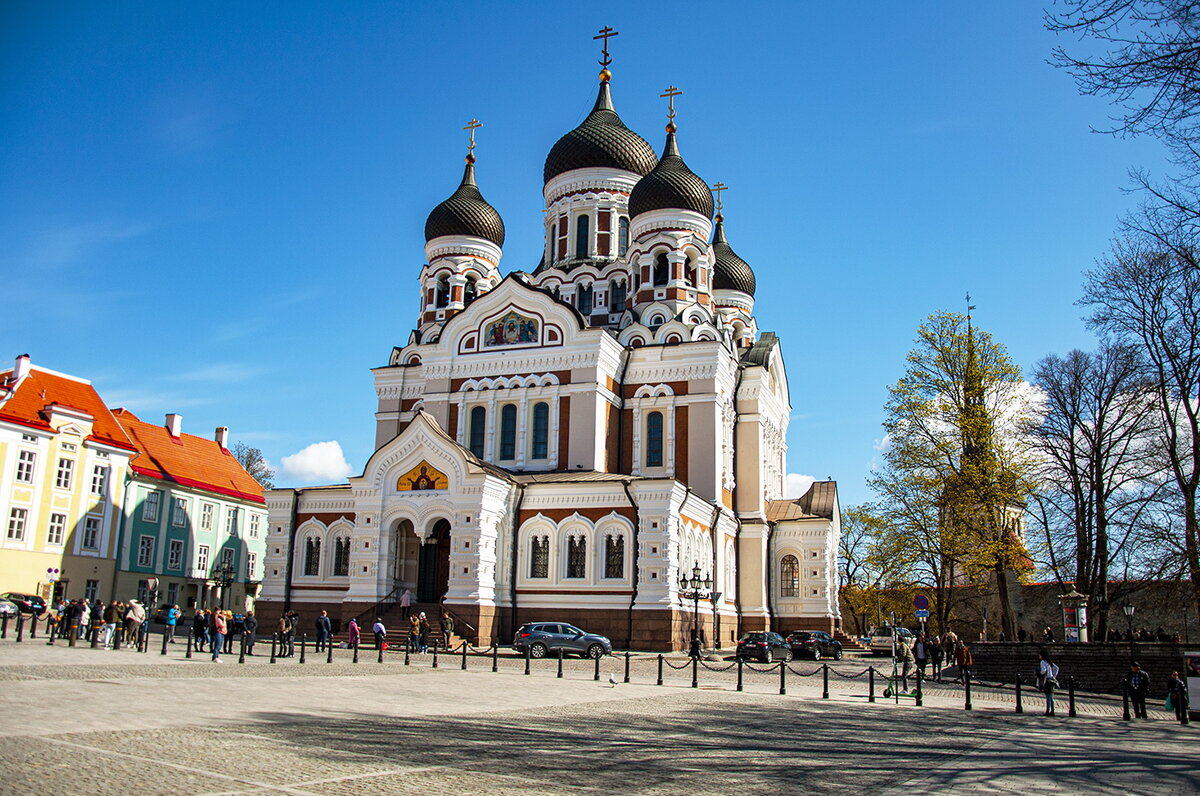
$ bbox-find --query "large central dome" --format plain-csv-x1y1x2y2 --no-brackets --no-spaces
543,80,658,185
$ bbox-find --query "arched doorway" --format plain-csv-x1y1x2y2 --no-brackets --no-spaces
417,518,451,603
392,519,417,587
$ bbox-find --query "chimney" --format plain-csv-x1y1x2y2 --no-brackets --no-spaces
165,413,182,437
13,354,31,381
215,426,229,449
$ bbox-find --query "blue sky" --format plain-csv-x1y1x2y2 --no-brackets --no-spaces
0,2,1172,505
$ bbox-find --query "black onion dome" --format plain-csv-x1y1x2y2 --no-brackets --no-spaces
711,219,756,296
628,131,714,219
543,81,658,184
424,160,505,246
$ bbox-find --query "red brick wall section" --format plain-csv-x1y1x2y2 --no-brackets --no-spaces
675,405,688,484
557,396,570,469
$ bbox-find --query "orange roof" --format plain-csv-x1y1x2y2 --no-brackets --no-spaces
113,409,265,504
0,365,137,452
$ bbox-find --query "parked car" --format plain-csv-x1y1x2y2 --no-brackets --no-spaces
1,592,46,614
869,625,914,656
512,622,612,659
0,599,19,618
736,631,793,663
787,630,843,660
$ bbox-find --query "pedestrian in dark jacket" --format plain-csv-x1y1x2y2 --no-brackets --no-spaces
315,611,332,652
930,635,944,681
1167,671,1189,722
243,612,258,655
1125,661,1151,718
193,610,208,652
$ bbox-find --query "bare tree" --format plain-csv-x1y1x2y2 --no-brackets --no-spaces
233,441,275,489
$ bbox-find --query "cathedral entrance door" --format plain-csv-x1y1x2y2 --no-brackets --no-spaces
417,519,451,603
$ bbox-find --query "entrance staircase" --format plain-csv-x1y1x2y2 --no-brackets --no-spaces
329,603,471,650
834,629,869,652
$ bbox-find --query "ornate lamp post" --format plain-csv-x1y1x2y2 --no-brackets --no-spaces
1123,603,1136,660
679,564,713,659
213,561,236,611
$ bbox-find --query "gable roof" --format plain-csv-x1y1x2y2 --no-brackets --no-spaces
113,409,265,504
0,365,137,452
767,481,838,522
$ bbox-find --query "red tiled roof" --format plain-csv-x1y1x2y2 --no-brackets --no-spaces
0,366,137,451
113,409,265,504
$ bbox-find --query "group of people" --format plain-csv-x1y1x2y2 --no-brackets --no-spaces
342,608,457,654
192,608,258,661
46,597,149,649
892,631,977,692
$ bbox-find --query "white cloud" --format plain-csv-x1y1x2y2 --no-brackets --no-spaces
784,473,816,499
280,441,352,484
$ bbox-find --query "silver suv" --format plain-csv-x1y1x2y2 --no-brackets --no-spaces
512,622,612,659
869,625,914,656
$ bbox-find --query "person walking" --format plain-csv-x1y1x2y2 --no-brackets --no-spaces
1167,670,1189,722
315,610,332,653
942,630,957,668
347,617,361,650
408,614,420,652
210,609,227,662
913,633,929,684
1126,661,1151,719
243,611,258,655
372,618,387,650
399,588,412,619
164,604,179,644
930,635,944,682
418,612,430,653
955,641,974,685
1038,650,1060,716
102,600,120,648
896,633,915,692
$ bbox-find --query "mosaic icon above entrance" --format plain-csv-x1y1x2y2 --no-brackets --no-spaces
397,461,447,491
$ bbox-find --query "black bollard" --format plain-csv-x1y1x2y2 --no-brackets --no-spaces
91,621,99,649
557,647,564,678
779,660,787,696
691,655,698,688
353,638,359,664
15,614,24,643
30,614,38,639
161,627,169,655
594,651,601,682
1,612,7,639
327,638,333,664
461,641,467,670
432,641,438,668
47,623,56,646
113,622,121,650
377,640,383,664
404,644,410,666
492,642,498,673
300,634,307,664
915,667,922,706
657,654,664,686
624,651,631,684
964,675,973,711
1068,675,1077,718
524,645,530,675
737,657,744,692
185,629,193,658
869,667,876,702
1122,680,1131,721
270,633,277,664
239,632,246,664
1014,673,1023,714
1183,698,1191,726
822,663,830,699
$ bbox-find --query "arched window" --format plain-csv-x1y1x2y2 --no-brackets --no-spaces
611,280,627,313
648,315,664,329
435,276,450,308
685,256,696,286
618,217,630,256
575,214,590,259
499,404,517,460
604,534,625,579
464,276,478,304
653,253,670,286
530,535,549,578
578,283,593,315
646,411,664,467
469,406,486,458
304,537,321,576
333,537,350,576
566,535,586,578
531,402,549,460
780,554,799,597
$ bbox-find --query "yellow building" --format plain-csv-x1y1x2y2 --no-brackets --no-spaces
0,355,137,603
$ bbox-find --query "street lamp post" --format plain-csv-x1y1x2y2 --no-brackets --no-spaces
1123,603,1136,660
678,564,713,659
213,562,236,611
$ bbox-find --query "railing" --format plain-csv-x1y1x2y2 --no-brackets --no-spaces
350,585,403,629
439,602,479,643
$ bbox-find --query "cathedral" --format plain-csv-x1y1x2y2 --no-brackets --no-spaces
258,39,841,650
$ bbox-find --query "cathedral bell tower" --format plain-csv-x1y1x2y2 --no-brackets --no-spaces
418,120,505,339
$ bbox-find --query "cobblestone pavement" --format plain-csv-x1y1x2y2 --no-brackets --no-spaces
0,639,1194,795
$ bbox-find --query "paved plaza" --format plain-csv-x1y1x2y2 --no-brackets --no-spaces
0,638,1195,795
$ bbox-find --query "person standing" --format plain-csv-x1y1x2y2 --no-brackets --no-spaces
210,609,227,662
896,634,915,692
193,609,208,652
315,610,332,653
243,611,258,655
930,635,944,682
913,633,929,683
418,612,430,653
347,617,361,650
1167,670,1189,722
223,611,235,654
408,614,420,652
125,600,145,648
102,600,120,648
955,641,974,685
276,613,291,657
442,609,455,645
164,605,179,644
1126,661,1151,719
372,618,387,650
1042,626,1055,643
1038,650,1060,716
399,588,412,619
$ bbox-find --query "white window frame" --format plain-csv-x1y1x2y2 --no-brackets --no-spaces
247,551,257,580
90,464,108,496
200,502,214,531
197,544,210,573
55,457,74,490
7,508,28,541
221,547,235,571
47,513,66,546
168,539,183,570
142,491,160,523
172,497,187,527
82,516,101,550
15,450,36,483
137,535,155,567
225,507,238,536
249,513,260,539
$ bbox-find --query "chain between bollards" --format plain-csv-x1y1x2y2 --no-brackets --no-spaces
822,663,830,699
657,654,664,686
557,647,564,678
624,651,631,684
779,660,787,695
1067,675,1076,717
868,666,876,702
1014,673,1022,714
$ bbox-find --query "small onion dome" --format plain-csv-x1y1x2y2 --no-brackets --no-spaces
543,81,658,184
711,217,756,296
628,130,714,219
424,158,505,247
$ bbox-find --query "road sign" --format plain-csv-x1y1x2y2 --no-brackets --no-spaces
914,594,929,610
915,609,930,619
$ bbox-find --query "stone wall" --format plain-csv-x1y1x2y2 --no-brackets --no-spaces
969,642,1192,698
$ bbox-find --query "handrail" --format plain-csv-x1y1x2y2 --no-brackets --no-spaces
439,602,479,642
351,585,403,629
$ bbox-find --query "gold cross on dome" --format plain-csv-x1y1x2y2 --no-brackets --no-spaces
594,26,619,67
464,118,482,155
660,85,682,122
711,182,728,214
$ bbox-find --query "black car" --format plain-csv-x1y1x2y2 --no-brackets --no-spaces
787,630,843,661
1,592,46,614
736,631,793,663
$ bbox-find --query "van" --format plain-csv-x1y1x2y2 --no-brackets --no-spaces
869,625,914,656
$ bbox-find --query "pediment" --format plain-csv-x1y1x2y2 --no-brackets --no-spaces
355,411,508,494
437,274,590,356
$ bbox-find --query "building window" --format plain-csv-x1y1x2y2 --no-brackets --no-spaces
249,514,260,539
780,555,799,597
645,412,664,467
198,503,213,531
168,539,183,570
530,535,549,578
197,544,210,574
172,497,187,527
21,433,37,443
90,465,108,496
137,580,148,604
15,450,36,483
556,215,568,260
566,535,586,578
138,536,155,567
47,513,66,545
618,217,629,256
304,537,321,576
333,537,350,576
597,210,612,256
143,491,160,523
247,552,257,580
82,517,100,550
435,276,450,308
464,276,478,304
221,547,235,571
55,457,74,490
604,534,625,579
499,404,517,461
578,283,593,315
7,508,27,541
469,406,486,458
575,214,589,258
166,582,178,605
611,280,627,313
531,402,549,460
225,507,238,535
653,253,670,286
85,580,99,601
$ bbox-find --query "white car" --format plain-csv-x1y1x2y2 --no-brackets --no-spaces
0,599,19,618
869,625,914,656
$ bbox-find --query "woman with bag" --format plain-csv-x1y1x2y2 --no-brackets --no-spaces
1038,650,1060,716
